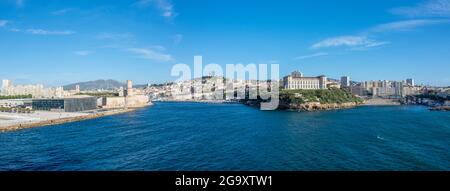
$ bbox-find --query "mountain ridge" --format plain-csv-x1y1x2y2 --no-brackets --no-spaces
63,79,125,91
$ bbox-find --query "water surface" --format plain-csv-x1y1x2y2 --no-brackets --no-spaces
0,102,449,170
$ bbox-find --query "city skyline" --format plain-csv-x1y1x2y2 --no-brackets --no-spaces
1,0,450,86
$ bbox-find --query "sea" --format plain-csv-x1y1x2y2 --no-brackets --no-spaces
0,102,449,170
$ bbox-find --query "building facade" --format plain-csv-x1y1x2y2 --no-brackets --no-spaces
1,79,65,98
32,96,97,112
2,79,12,89
98,80,150,109
0,99,32,108
341,76,350,87
283,71,327,90
406,78,415,86
355,80,420,98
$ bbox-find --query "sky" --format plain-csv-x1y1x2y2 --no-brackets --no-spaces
0,0,450,86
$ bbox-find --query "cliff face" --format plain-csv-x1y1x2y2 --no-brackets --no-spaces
283,101,359,111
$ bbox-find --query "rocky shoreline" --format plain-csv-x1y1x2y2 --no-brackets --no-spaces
243,99,360,111
281,102,360,111
155,99,240,104
430,106,450,111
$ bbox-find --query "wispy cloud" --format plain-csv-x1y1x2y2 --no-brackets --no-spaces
370,19,450,32
0,20,8,27
311,36,389,49
294,52,329,60
74,51,93,56
51,8,73,15
135,0,177,19
349,41,391,51
310,1,450,51
156,0,176,18
391,0,450,18
173,34,183,44
126,47,174,62
364,41,391,48
26,29,76,35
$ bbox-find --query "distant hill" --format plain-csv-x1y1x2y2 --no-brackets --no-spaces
63,79,125,91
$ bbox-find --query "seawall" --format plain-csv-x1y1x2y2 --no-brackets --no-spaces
0,108,135,132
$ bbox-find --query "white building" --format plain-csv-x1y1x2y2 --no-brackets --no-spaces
0,99,32,108
2,79,12,90
75,85,80,94
406,78,415,86
283,71,327,90
0,79,65,98
359,80,420,98
341,76,350,87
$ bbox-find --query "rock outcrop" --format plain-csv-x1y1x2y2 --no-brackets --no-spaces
286,102,359,111
243,99,360,111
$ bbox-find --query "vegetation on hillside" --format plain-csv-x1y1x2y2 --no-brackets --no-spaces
280,88,363,104
0,94,32,99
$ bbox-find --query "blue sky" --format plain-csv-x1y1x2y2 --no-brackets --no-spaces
0,0,449,86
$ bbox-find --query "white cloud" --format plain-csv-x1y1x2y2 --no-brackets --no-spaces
308,1,450,52
370,19,450,32
349,41,391,51
173,34,183,44
157,0,175,18
135,0,177,19
311,36,389,49
0,20,8,27
126,47,174,62
74,51,93,56
364,41,391,48
391,0,450,18
51,8,73,15
311,19,446,50
294,52,329,60
26,29,76,35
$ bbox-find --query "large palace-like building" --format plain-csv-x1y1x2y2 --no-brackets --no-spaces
283,71,327,90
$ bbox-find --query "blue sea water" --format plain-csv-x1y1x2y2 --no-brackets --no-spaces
0,102,449,171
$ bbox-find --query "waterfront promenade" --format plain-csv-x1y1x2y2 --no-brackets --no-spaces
0,107,148,132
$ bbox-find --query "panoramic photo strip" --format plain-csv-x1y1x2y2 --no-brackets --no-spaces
0,0,449,190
